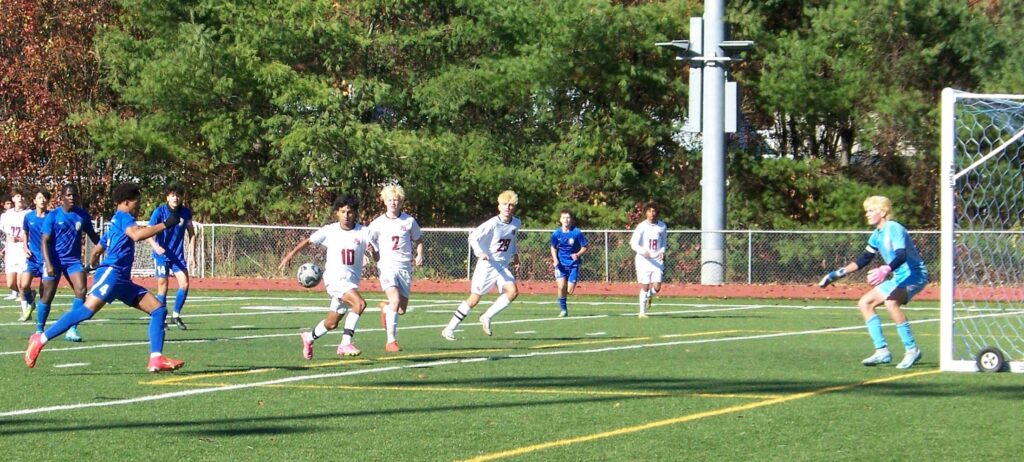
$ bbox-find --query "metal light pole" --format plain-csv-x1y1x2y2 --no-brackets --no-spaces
656,0,752,285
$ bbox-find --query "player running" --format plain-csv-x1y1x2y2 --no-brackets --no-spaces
25,183,186,372
279,195,377,359
630,203,667,318
147,183,196,330
818,195,927,369
368,185,424,352
550,209,588,317
442,190,521,340
19,189,51,330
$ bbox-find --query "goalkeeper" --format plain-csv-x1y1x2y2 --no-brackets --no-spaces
818,196,928,369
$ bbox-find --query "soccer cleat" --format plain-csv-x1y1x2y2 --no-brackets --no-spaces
336,343,362,356
147,355,185,373
18,306,33,322
300,332,314,360
637,312,649,319
480,317,492,336
385,341,402,352
862,348,892,366
896,347,922,369
64,326,82,342
5,292,18,300
173,317,188,330
25,333,44,368
558,309,568,318
441,329,456,341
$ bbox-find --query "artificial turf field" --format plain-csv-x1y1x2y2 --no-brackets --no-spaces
1,291,1021,461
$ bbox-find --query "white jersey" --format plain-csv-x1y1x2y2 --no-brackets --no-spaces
368,212,422,271
630,219,668,270
309,222,371,285
1,208,30,258
470,215,521,263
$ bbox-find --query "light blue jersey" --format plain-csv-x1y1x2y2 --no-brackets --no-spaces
868,220,928,300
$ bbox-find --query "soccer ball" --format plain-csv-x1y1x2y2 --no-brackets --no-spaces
296,263,323,288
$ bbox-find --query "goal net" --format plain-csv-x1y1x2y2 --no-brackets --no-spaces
940,88,1024,373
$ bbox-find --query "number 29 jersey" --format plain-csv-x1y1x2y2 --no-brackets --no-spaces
309,222,372,285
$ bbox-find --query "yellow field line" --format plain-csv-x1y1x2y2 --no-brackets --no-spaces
458,370,942,462
140,368,278,385
659,329,744,338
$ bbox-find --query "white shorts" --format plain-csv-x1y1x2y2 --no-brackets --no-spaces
4,244,27,273
378,266,412,298
325,276,359,304
470,259,516,295
635,257,664,284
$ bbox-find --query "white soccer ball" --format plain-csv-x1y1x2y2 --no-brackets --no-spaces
296,263,323,288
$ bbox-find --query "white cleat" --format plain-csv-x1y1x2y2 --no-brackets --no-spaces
895,348,922,369
861,348,892,366
480,317,492,336
441,329,456,341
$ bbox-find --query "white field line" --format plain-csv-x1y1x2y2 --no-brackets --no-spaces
1,312,943,418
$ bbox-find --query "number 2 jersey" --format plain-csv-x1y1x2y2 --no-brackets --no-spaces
368,212,422,272
469,215,521,264
309,222,372,285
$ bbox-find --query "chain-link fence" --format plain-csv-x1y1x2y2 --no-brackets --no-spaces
181,225,940,285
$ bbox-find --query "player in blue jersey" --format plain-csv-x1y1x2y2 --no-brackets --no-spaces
147,183,196,330
18,189,51,330
549,209,588,317
40,184,100,342
818,196,927,369
26,183,186,372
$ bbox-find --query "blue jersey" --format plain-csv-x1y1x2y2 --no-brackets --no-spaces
867,220,928,282
100,210,138,275
550,226,589,267
23,210,48,265
42,206,96,264
148,205,192,262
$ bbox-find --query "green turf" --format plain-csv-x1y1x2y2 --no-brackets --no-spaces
1,291,1020,461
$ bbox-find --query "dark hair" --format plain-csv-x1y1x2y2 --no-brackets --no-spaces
112,183,142,204
560,208,574,217
644,202,659,213
8,187,23,197
332,195,359,213
165,183,186,196
35,188,52,202
62,184,79,196
0,194,9,205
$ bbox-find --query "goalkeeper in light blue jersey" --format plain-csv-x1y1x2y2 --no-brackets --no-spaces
818,196,928,370
147,183,196,330
550,209,588,317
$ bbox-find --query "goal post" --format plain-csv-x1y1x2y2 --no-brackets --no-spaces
940,88,1024,373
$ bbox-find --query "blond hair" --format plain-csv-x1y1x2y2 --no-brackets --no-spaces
863,196,893,218
380,184,406,202
497,190,518,205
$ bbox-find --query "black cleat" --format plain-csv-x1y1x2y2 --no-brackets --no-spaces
173,317,188,330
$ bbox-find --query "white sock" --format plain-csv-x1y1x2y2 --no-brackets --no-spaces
341,312,361,344
311,320,329,341
446,302,472,331
639,290,649,313
481,294,512,321
385,304,399,343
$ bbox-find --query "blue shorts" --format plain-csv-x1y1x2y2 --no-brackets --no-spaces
877,271,929,303
43,260,84,282
89,266,149,306
154,257,188,278
554,264,580,284
24,258,43,278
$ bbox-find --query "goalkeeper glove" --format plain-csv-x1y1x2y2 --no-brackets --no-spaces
867,265,892,286
162,211,181,228
818,268,847,288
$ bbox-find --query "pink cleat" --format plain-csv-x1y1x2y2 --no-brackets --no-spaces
337,343,362,356
385,341,401,352
25,333,44,368
300,332,314,360
147,355,185,373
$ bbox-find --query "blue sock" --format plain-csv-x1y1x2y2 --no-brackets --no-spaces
44,298,94,339
156,294,167,309
24,290,35,305
36,302,51,332
173,288,188,315
558,297,567,311
896,322,917,350
149,307,167,354
866,315,887,350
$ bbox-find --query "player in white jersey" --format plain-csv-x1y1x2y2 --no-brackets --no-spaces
2,190,31,309
629,203,667,318
368,185,424,352
442,190,521,340
279,195,378,360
